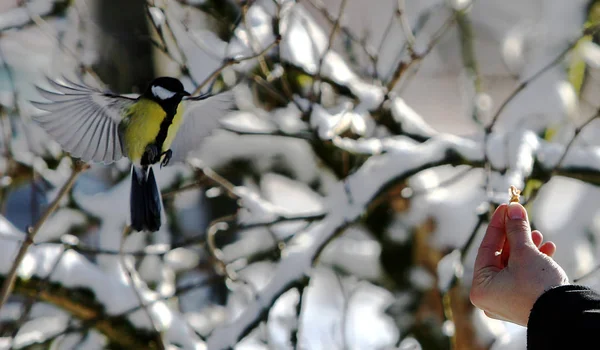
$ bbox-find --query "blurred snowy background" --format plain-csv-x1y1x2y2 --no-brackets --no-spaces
2,0,600,349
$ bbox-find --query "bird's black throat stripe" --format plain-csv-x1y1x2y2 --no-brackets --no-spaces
141,108,177,166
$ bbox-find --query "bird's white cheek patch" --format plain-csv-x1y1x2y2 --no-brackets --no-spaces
152,85,176,100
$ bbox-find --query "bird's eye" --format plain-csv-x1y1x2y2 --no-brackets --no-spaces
151,85,176,100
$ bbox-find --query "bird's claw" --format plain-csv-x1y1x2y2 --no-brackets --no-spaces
143,144,160,166
160,149,172,168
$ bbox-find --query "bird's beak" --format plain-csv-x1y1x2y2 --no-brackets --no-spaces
181,91,191,98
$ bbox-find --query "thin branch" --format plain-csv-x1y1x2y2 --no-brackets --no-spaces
385,14,456,92
523,108,600,205
410,167,474,198
190,37,281,96
302,0,375,66
7,247,70,347
0,41,17,214
309,0,347,104
145,3,199,86
455,8,483,125
396,0,416,52
119,225,166,350
484,44,575,134
240,2,271,78
1,267,165,348
249,75,290,105
238,212,327,232
573,262,600,283
192,165,239,199
206,214,238,278
0,0,69,31
24,4,104,87
371,11,397,80
0,161,89,310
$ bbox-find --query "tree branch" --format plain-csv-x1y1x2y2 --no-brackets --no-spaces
0,161,89,310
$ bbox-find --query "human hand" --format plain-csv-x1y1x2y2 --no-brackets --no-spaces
470,202,569,326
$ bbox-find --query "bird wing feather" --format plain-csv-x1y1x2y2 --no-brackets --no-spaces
169,90,234,164
31,77,138,164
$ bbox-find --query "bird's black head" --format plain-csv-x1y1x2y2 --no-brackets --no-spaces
143,77,190,113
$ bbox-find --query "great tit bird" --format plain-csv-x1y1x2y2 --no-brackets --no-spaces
31,76,231,232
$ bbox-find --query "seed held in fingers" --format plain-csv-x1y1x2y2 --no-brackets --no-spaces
509,185,521,203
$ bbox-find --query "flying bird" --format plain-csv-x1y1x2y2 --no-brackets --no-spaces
31,76,232,232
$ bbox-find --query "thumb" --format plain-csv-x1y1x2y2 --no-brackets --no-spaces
505,202,534,251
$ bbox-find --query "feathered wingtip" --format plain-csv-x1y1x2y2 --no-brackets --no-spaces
185,88,236,112
30,75,96,113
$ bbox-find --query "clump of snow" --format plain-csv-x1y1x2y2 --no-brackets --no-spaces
279,4,385,110
234,186,279,224
389,97,438,138
333,137,384,155
165,247,201,272
319,224,383,281
267,288,300,349
148,6,166,28
260,173,325,238
12,314,70,348
449,0,472,11
310,102,353,139
198,132,320,184
437,250,463,292
578,40,600,69
299,268,398,349
271,103,309,134
220,110,278,134
35,208,87,243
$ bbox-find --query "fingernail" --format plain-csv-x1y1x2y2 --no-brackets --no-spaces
508,203,526,220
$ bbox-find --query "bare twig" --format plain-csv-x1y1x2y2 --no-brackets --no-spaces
240,2,271,78
523,108,600,205
250,75,291,105
574,261,600,283
0,161,89,310
145,3,200,85
484,44,575,134
370,11,397,80
309,0,347,104
0,42,17,214
455,8,483,125
206,214,237,278
119,226,166,350
7,247,69,346
396,0,416,52
409,167,475,198
190,37,281,96
385,14,456,92
25,5,104,87
303,0,374,63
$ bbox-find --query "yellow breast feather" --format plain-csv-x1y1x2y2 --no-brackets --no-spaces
121,100,166,163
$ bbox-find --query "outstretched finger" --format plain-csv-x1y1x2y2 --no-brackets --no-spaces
474,204,508,271
539,241,557,257
531,230,543,247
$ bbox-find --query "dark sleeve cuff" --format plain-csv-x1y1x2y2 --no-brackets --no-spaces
527,284,600,349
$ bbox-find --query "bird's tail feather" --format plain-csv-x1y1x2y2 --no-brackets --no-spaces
130,166,162,232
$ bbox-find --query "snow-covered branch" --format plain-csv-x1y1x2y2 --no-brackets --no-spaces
0,217,205,349
206,128,600,347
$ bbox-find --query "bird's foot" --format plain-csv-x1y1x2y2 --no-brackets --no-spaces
142,144,160,166
160,149,172,168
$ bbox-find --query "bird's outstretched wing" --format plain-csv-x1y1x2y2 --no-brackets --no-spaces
31,77,138,164
169,90,235,164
